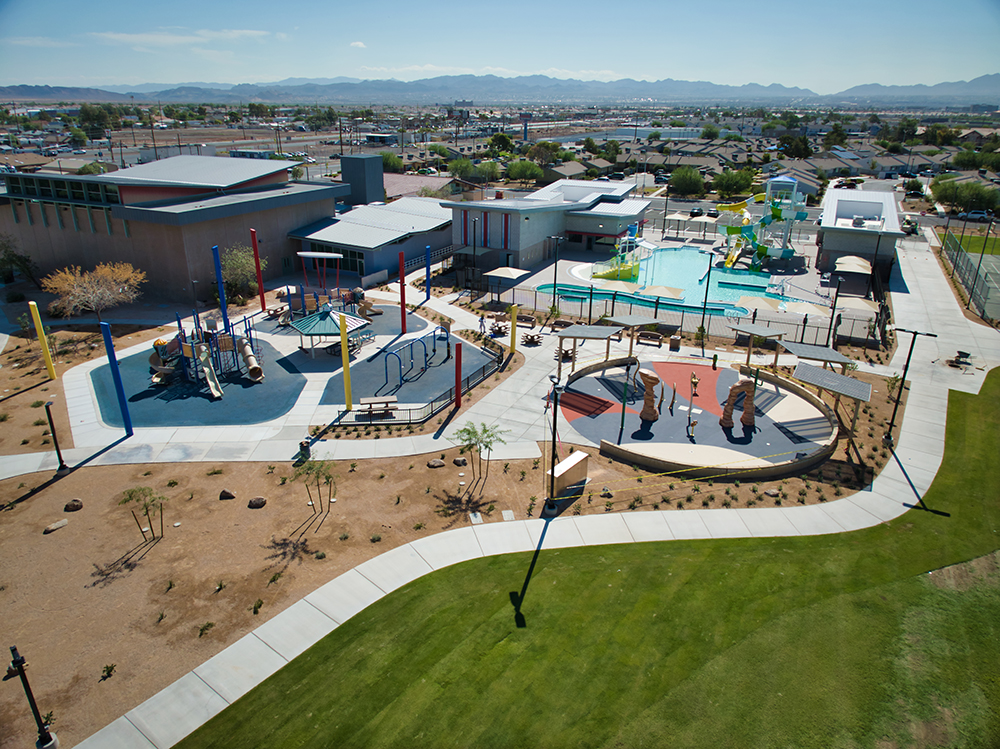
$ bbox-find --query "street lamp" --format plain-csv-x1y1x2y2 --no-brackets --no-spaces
548,235,563,296
883,327,938,447
547,374,564,512
44,402,67,473
8,646,57,748
699,253,713,357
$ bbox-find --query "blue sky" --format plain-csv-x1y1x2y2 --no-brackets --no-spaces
1,0,997,94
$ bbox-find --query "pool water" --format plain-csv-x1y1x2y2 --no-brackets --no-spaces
638,246,774,304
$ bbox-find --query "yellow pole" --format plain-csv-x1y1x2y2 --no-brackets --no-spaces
509,304,518,355
340,314,352,411
28,302,57,381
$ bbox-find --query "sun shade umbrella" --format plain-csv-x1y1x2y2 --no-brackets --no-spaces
784,301,831,317
483,267,531,281
600,280,641,294
736,295,781,312
641,285,685,300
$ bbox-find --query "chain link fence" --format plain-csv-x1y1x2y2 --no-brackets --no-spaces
941,231,999,321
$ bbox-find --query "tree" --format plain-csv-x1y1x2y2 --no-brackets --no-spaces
76,163,105,175
602,139,621,160
488,133,513,153
449,157,475,179
648,130,661,141
670,166,704,196
904,178,923,194
428,143,449,157
220,243,267,302
506,160,542,184
701,124,720,140
713,168,754,199
476,161,500,182
778,134,812,159
952,150,980,170
119,486,168,541
823,124,848,149
527,141,560,166
930,176,960,208
68,127,87,146
293,459,336,515
379,151,403,173
582,137,600,155
42,262,146,322
451,422,508,483
0,233,40,287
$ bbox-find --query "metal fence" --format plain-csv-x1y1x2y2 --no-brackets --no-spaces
493,286,882,347
330,337,503,426
941,231,999,321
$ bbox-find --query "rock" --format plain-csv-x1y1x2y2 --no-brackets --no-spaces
601,487,614,499
765,489,780,498
453,457,468,467
427,459,446,468
247,496,266,509
219,489,236,500
64,498,83,512
44,519,68,534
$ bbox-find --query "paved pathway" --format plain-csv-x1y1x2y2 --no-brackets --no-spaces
7,234,996,749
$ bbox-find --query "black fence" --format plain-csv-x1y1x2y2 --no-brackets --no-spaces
941,230,998,321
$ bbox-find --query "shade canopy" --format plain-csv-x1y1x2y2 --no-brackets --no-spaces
290,309,369,337
837,297,880,314
483,267,530,281
640,285,685,300
297,251,344,260
600,280,641,293
834,256,872,275
737,295,781,312
784,301,831,317
728,322,784,340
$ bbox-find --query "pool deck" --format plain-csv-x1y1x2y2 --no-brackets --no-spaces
3,231,1000,749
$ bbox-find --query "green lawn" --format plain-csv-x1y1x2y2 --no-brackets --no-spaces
938,230,1000,255
178,370,1000,749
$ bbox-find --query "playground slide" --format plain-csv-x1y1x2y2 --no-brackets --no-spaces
196,343,224,399
357,298,383,321
238,337,265,383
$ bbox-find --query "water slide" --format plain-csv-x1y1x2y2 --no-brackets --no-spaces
196,343,224,399
238,337,264,383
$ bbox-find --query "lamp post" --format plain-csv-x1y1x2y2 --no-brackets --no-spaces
825,275,843,348
471,217,478,271
548,235,563,296
547,374,564,512
44,402,67,473
8,646,57,748
883,328,937,447
661,184,670,239
699,253,713,357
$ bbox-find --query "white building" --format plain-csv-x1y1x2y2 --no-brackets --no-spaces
817,188,905,278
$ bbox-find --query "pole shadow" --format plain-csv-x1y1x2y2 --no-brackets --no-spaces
508,518,551,628
894,451,950,517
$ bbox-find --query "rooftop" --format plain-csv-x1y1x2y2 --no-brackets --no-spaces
291,196,452,250
99,155,293,189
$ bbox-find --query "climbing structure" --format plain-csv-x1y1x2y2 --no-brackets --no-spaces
716,176,809,270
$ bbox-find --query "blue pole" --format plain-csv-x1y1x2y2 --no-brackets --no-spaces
175,312,183,333
100,322,133,437
211,244,231,335
425,245,431,302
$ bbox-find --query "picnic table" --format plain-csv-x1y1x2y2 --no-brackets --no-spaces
358,396,399,417
521,332,543,346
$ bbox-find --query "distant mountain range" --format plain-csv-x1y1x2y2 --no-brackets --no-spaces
2,74,997,107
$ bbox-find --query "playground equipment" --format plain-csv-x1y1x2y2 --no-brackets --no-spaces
591,224,657,282
716,177,809,270
380,326,451,394
196,343,224,399
149,338,180,386
720,378,757,429
357,297,382,321
634,368,665,422
239,337,264,383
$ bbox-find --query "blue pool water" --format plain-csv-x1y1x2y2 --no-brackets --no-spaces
638,246,773,303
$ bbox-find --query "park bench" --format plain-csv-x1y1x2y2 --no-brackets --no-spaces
515,313,536,328
550,319,573,332
547,450,589,498
636,330,663,348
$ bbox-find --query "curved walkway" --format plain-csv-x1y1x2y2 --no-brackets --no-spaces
11,236,1000,749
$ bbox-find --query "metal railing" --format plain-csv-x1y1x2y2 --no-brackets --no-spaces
941,230,998,321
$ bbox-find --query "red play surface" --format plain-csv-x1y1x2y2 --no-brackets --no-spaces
650,362,725,418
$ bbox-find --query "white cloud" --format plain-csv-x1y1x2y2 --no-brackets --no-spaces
90,28,269,49
4,36,76,48
350,41,366,48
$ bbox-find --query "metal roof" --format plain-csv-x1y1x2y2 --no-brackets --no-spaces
555,324,624,340
603,314,660,328
779,341,853,365
728,322,785,339
290,309,369,337
99,155,293,189
293,197,451,250
568,198,651,217
793,362,871,402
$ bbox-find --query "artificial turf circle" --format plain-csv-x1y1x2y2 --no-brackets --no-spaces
177,370,1000,749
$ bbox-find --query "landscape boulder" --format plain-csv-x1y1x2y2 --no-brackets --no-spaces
44,519,68,534
453,457,468,467
765,489,780,498
248,496,267,509
219,489,236,500
64,498,83,512
427,459,446,468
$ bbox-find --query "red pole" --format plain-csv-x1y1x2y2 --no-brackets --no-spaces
399,251,407,334
455,342,462,409
301,256,310,291
250,229,266,313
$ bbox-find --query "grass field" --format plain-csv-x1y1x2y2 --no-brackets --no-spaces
178,370,1000,749
938,230,1000,256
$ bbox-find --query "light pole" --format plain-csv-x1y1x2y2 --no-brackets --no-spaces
825,275,843,347
699,253,713,357
471,217,478,272
547,374,564,512
884,328,938,447
548,235,563,296
661,184,670,239
8,646,57,748
44,402,67,473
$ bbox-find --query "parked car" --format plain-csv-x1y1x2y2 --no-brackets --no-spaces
706,208,720,218
654,174,668,184
905,191,925,200
689,207,704,218
609,172,626,180
958,211,993,222
73,149,86,154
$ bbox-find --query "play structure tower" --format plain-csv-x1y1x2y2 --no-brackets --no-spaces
765,175,808,251
716,175,809,270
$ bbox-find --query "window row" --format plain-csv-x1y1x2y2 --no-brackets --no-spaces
4,175,120,206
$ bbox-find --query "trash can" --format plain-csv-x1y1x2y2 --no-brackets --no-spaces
669,335,681,352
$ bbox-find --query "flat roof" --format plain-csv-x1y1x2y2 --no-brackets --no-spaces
794,362,871,402
603,314,660,328
820,187,902,235
728,322,785,339
291,197,451,250
99,155,293,189
779,341,853,365
555,324,624,340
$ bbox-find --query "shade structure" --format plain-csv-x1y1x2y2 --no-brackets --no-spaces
784,301,831,317
837,297,880,314
600,280,641,294
737,295,781,312
483,267,530,281
834,256,872,275
640,285,685,300
290,308,370,358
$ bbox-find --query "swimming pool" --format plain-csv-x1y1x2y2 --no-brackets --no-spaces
638,246,774,303
537,283,747,317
